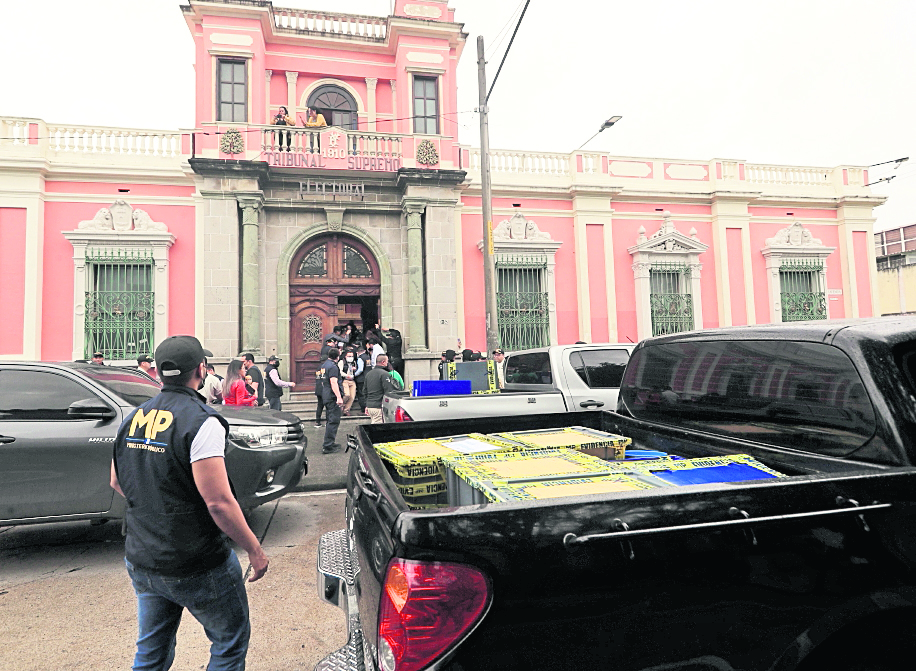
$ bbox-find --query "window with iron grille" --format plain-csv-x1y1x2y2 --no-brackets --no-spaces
412,76,439,135
217,59,247,123
650,263,694,336
84,249,155,360
496,256,550,350
779,259,826,322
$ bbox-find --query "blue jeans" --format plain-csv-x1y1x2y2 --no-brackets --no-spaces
125,553,250,671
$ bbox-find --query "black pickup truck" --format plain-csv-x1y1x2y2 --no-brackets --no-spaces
316,318,916,671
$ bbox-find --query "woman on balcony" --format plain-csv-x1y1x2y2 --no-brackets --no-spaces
272,106,294,151
222,359,259,406
304,107,327,128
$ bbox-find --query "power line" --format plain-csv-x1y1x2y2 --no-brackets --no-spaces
486,0,526,60
486,0,532,103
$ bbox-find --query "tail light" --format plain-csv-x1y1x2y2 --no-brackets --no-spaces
394,406,414,422
377,558,491,671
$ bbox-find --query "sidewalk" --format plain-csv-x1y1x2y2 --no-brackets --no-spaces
293,414,370,492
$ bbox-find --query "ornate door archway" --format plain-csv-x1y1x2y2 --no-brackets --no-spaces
289,234,381,386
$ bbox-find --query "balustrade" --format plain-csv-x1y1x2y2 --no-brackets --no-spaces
261,126,403,159
745,163,829,186
467,148,571,176
273,7,387,40
45,125,180,157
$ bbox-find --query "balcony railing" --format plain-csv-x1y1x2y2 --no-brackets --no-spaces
261,126,403,160
1,117,181,159
272,6,387,40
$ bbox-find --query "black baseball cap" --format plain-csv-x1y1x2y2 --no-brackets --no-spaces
92,351,104,358
492,348,504,355
268,355,280,362
155,335,206,377
137,355,153,365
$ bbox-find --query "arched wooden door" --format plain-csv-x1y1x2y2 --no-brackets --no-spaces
289,234,381,386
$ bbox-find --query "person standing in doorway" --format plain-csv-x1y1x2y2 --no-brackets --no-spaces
338,349,362,416
264,355,295,411
368,336,385,368
110,335,269,670
355,340,373,415
242,354,265,406
320,348,344,453
363,354,397,424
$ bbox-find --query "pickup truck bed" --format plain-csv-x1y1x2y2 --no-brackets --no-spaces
321,410,916,671
318,319,916,671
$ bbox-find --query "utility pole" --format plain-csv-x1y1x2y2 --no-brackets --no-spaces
477,36,500,352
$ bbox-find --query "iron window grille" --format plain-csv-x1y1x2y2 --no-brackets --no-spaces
217,59,247,123
779,259,827,322
650,262,694,336
496,255,550,351
412,76,439,135
84,249,155,360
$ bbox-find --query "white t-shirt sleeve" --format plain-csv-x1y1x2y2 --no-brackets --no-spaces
190,416,227,463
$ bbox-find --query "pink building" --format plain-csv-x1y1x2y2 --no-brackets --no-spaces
0,0,885,389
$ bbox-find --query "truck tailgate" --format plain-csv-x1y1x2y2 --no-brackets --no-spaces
349,412,916,671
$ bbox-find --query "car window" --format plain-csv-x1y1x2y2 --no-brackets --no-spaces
899,348,916,393
570,349,630,388
80,368,161,406
619,340,876,456
504,352,552,385
0,369,99,420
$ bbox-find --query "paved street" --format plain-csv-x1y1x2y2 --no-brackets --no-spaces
0,489,350,671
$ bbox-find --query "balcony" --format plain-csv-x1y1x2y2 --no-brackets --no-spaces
272,6,388,41
259,126,403,170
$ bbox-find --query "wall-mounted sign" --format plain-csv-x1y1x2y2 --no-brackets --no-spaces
265,128,401,172
299,180,365,197
827,289,843,295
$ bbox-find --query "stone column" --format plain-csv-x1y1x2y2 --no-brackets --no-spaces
390,80,397,134
286,71,298,117
404,200,428,352
264,70,272,123
366,78,378,131
238,195,264,353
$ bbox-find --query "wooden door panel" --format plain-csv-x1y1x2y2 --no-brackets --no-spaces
291,296,337,386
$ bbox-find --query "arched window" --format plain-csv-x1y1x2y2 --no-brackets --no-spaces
307,85,358,130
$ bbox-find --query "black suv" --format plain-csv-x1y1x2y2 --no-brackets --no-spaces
0,362,307,526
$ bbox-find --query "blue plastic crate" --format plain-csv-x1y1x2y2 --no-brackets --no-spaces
413,379,473,397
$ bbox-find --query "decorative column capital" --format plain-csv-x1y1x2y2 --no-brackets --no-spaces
237,194,264,225
365,77,378,90
390,79,396,92
403,200,426,229
285,70,299,83
265,69,272,79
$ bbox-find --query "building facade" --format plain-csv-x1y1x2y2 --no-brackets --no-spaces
875,225,916,315
0,0,887,387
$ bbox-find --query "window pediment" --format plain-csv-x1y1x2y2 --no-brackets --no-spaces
762,221,835,259
628,212,708,256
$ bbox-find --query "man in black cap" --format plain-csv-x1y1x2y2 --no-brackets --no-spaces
492,348,506,388
242,353,265,406
110,335,269,670
264,355,295,411
136,354,156,381
91,351,105,365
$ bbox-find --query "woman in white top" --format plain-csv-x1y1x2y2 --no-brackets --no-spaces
338,350,363,416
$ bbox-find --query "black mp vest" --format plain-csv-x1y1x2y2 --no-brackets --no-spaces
265,363,282,399
114,386,231,576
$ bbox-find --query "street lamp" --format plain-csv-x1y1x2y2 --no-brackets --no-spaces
577,116,623,151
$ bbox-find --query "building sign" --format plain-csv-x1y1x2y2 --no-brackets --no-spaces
266,128,401,172
300,180,365,197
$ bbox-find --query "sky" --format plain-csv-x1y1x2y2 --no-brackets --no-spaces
1,0,913,230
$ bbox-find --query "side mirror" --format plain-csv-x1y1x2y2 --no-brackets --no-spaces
68,398,117,420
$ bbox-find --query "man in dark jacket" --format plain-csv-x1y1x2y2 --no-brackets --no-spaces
363,354,398,424
264,355,295,411
110,335,269,670
242,353,264,406
320,348,344,453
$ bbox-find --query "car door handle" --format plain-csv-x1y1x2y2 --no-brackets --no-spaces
579,400,605,408
0,435,15,444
